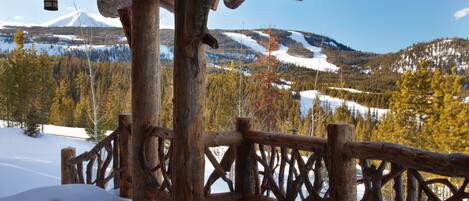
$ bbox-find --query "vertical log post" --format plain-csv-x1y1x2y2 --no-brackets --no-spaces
327,124,356,201
61,147,76,184
406,170,417,201
131,0,160,200
119,114,132,198
235,118,254,198
172,0,218,201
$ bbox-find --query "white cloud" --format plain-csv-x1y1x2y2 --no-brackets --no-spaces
13,16,23,20
454,7,469,20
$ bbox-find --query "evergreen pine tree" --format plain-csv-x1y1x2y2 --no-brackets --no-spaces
24,106,40,137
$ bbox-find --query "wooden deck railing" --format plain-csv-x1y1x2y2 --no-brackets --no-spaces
61,115,469,201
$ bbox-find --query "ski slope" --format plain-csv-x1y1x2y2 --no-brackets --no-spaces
223,31,339,72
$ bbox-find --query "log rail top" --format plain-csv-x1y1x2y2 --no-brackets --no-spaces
344,141,469,178
69,123,469,180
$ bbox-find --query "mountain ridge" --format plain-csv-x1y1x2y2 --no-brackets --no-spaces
0,25,467,76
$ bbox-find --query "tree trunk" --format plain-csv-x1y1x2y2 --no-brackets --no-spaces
171,0,216,201
131,0,161,200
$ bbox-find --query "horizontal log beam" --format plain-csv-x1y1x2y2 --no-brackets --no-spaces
148,126,242,147
344,141,469,178
205,131,242,147
246,130,326,152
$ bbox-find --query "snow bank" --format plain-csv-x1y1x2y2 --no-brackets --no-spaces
0,128,94,197
300,90,388,119
0,184,128,201
223,31,339,72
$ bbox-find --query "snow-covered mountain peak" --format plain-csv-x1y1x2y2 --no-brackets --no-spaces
41,10,112,27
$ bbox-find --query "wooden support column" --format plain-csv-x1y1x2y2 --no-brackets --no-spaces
327,124,357,201
172,0,218,200
61,147,76,184
119,114,132,198
235,118,254,198
131,0,161,200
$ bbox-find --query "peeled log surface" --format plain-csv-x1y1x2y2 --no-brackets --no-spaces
344,141,469,178
246,130,326,152
205,131,242,147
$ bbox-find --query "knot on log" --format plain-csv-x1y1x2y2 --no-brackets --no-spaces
202,33,219,49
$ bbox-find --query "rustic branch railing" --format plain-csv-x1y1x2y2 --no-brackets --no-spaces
344,141,469,201
61,115,469,201
61,130,119,188
61,114,131,194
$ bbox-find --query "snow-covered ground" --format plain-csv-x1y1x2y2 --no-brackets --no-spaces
300,90,388,119
0,122,366,200
1,121,93,139
0,127,95,197
0,184,127,201
222,31,339,72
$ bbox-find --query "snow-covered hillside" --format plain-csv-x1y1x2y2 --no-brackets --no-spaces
223,31,339,72
0,36,173,61
394,39,469,72
299,90,388,119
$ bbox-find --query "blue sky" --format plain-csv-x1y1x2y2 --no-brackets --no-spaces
1,0,468,53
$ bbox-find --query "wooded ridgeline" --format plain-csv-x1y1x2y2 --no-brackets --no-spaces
0,30,468,154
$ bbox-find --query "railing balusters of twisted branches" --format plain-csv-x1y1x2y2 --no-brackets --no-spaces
344,141,469,201
61,114,131,192
61,130,119,188
61,115,469,201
